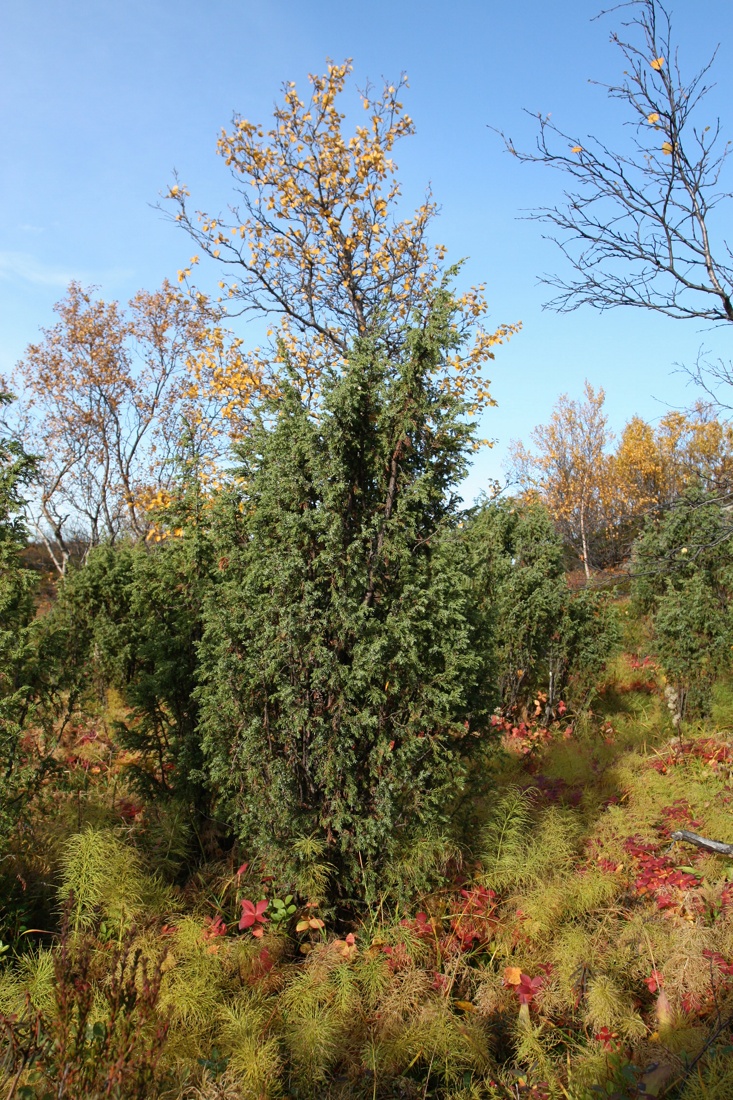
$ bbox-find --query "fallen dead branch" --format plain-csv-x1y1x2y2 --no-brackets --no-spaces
670,830,733,857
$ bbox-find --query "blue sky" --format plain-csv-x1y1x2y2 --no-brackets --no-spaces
1,0,731,501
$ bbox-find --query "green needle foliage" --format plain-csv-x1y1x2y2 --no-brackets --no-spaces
632,489,733,717
53,454,216,845
462,499,619,715
198,293,497,906
0,393,38,850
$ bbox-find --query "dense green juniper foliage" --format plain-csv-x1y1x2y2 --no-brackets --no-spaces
50,455,216,859
36,326,624,908
198,298,497,904
463,499,619,717
0,393,38,849
632,489,733,718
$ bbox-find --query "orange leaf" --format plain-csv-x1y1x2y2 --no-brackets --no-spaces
504,966,523,986
650,57,665,70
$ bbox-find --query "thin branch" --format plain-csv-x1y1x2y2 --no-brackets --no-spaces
493,0,733,325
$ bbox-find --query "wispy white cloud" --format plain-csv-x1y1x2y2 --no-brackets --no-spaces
0,251,77,287
0,252,136,290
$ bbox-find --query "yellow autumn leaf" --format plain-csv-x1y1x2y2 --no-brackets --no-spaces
571,145,583,154
454,1000,478,1013
647,112,660,124
661,141,673,155
650,56,665,70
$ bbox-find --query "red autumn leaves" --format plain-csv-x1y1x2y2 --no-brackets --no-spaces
236,859,270,938
504,966,547,1022
239,898,269,937
624,836,702,912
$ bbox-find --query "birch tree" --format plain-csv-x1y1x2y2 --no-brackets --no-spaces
497,0,733,326
13,282,247,571
509,381,611,578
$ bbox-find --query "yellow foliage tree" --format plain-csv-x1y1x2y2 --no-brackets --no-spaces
512,389,733,575
610,405,733,521
12,281,245,571
610,415,670,522
168,60,519,411
509,381,611,578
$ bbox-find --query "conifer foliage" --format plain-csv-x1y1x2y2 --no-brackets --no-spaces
0,393,38,848
164,61,520,903
200,297,495,904
463,499,618,717
632,489,733,718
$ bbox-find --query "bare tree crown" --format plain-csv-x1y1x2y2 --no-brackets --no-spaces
495,0,733,325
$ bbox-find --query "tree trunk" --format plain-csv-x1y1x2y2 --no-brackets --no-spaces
579,501,591,580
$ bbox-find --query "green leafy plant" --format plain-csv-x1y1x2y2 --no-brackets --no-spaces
632,490,733,719
268,896,296,926
51,462,214,844
462,498,619,719
0,393,39,854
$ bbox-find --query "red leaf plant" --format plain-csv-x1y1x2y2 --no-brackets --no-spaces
595,1026,620,1051
450,886,497,949
624,836,702,913
202,915,227,941
645,969,664,994
504,966,546,1007
702,949,733,978
517,972,545,1006
239,898,269,937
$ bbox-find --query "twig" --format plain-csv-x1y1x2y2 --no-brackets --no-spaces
672,1010,733,1089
